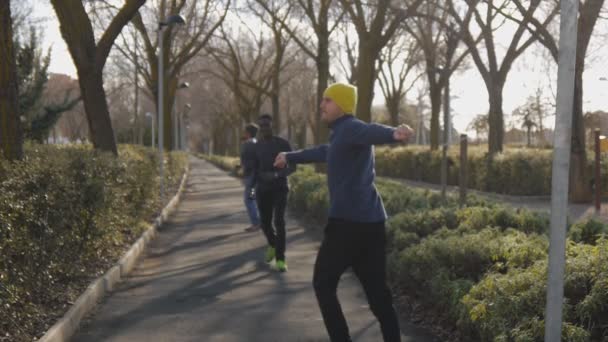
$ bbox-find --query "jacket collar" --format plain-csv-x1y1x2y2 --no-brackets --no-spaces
329,114,354,129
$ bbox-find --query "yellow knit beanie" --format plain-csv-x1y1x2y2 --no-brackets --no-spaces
323,83,357,114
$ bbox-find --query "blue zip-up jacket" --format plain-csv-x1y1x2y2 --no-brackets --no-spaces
285,115,396,222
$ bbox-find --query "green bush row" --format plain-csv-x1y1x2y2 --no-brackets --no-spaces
0,144,187,341
204,154,608,341
375,146,608,196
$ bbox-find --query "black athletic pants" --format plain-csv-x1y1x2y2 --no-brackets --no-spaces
313,218,401,342
256,187,288,261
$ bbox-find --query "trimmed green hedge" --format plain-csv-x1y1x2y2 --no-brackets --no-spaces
204,154,608,341
375,146,608,196
460,240,608,341
0,144,187,341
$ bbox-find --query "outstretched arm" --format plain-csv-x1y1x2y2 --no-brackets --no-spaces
344,121,414,146
274,144,329,168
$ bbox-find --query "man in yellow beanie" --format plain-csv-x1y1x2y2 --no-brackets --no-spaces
274,83,413,342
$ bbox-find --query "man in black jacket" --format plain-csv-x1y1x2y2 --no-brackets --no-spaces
252,114,296,272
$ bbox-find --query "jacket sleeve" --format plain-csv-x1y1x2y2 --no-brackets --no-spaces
285,144,329,164
276,140,296,177
342,120,396,146
250,145,259,186
241,142,256,176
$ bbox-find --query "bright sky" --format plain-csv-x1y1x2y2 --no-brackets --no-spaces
37,3,608,135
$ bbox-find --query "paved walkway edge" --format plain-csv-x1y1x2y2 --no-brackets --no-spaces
37,164,191,342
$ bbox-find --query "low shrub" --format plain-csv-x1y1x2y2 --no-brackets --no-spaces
0,144,187,341
461,240,608,341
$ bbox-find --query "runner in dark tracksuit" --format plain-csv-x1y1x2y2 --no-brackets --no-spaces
240,124,260,232
252,114,296,272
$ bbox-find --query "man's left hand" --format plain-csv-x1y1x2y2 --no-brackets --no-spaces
274,152,287,168
394,124,414,142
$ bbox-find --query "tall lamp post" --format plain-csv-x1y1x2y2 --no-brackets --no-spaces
174,82,189,150
158,14,185,204
181,103,191,151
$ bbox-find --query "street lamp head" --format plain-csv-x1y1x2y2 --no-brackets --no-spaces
160,15,186,28
178,82,190,89
145,112,152,117
185,103,192,109
600,77,608,81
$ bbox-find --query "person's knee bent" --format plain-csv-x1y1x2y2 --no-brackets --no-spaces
313,272,338,298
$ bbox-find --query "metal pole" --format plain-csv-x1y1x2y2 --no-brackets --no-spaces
158,26,165,204
459,134,468,207
441,76,450,202
544,0,579,340
595,129,601,212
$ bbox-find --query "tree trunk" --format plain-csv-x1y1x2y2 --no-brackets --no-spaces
51,0,145,155
155,78,177,151
231,124,239,156
387,96,400,127
0,0,23,160
297,121,307,149
488,82,505,154
316,36,330,145
429,84,441,150
271,86,280,135
272,40,281,135
569,69,591,202
527,127,531,147
78,69,117,154
355,39,378,123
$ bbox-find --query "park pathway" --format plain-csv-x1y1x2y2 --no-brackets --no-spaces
71,156,438,342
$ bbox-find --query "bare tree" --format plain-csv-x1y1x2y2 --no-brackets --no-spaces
113,0,231,150
253,0,344,145
467,113,489,142
338,0,424,122
44,74,86,141
0,0,23,160
377,31,423,127
496,0,604,202
445,0,557,154
50,0,146,154
207,25,275,125
279,52,317,147
405,0,471,150
242,2,300,134
334,21,358,84
512,102,538,147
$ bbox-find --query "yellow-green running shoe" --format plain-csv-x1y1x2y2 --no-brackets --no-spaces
275,260,288,272
265,246,275,263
